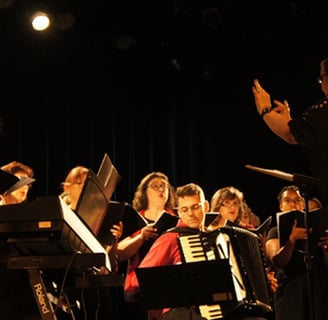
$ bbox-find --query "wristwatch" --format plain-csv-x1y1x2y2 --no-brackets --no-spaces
260,107,272,118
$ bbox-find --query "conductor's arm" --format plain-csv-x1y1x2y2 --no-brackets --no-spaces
252,79,297,145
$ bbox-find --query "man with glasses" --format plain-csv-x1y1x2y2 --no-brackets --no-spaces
251,56,328,206
265,185,328,320
131,183,277,320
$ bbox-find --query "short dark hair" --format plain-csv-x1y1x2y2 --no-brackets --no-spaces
175,183,205,203
277,185,300,203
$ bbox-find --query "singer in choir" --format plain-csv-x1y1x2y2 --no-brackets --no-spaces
265,185,328,320
206,186,253,230
61,165,123,246
240,202,261,228
128,182,208,320
116,171,176,320
59,165,124,319
207,186,277,313
130,182,275,319
0,160,35,204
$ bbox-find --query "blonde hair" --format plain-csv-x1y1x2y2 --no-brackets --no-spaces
61,166,89,206
62,166,89,185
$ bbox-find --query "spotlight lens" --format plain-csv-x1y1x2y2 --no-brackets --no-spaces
32,13,50,31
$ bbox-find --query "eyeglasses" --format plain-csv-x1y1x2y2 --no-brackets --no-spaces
221,201,240,209
148,182,168,191
282,197,303,204
317,73,327,84
178,202,203,214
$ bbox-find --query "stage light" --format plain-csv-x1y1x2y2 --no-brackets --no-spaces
31,11,51,31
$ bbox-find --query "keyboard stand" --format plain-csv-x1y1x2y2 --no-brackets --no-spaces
27,268,58,320
7,254,107,320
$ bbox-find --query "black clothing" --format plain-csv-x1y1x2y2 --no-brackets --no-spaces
65,285,126,320
162,306,270,320
289,96,328,205
266,226,328,320
0,263,40,320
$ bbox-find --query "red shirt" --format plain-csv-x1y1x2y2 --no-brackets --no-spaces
129,220,191,316
124,208,176,299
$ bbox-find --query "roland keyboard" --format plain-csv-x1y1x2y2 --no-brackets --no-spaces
0,195,112,271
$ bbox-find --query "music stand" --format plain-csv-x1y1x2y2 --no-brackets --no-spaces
135,260,236,310
245,164,317,320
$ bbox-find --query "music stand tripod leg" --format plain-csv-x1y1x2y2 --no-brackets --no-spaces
27,269,58,320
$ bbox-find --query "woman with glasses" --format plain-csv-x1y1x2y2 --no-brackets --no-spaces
251,56,328,207
116,171,176,320
265,185,328,320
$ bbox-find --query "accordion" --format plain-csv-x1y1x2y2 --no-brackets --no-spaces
178,225,273,319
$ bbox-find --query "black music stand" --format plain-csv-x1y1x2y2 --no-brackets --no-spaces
136,260,236,310
245,164,318,320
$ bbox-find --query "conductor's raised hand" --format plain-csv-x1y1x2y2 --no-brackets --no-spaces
252,79,272,112
252,79,291,118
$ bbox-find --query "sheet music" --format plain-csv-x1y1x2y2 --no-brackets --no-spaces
60,197,111,271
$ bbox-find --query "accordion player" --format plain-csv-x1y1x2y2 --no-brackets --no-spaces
178,225,274,319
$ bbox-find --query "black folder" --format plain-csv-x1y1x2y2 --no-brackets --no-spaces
98,204,179,247
204,212,219,227
97,201,147,247
136,260,236,309
277,207,328,248
153,211,178,234
252,216,272,236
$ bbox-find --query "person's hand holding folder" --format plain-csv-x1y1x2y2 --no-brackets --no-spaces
288,219,308,245
140,223,159,241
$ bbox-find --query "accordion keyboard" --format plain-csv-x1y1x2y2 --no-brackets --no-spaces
178,233,224,319
177,227,273,320
199,304,223,319
178,233,216,263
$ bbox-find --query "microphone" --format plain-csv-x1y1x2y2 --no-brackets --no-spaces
245,164,318,189
245,164,293,182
